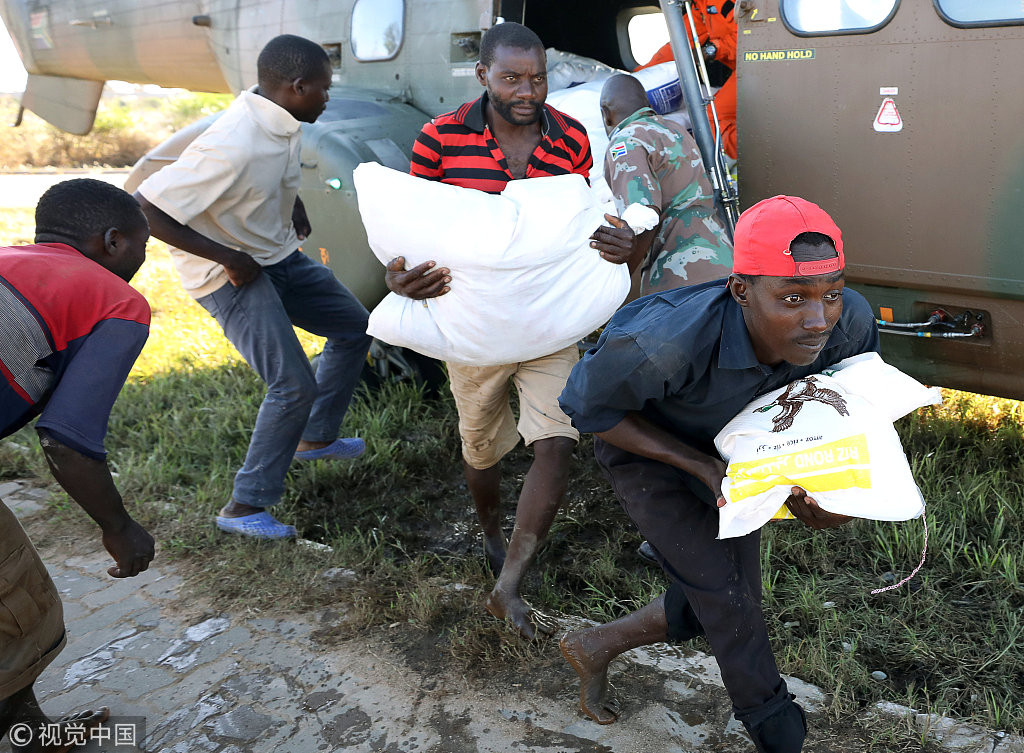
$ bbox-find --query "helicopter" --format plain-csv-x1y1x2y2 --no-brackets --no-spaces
2,0,1023,398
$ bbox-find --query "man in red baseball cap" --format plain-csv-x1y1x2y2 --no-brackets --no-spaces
556,196,880,751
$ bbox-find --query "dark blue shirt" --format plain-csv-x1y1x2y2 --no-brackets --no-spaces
558,279,880,456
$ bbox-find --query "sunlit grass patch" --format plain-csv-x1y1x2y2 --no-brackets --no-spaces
759,385,1024,731
128,243,327,376
0,208,35,245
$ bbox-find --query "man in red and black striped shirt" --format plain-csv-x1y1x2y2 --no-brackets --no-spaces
386,22,640,640
408,64,593,192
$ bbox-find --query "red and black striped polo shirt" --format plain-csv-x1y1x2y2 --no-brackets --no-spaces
410,93,593,193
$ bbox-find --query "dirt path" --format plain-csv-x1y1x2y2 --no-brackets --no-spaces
0,483,835,753
6,479,1020,753
7,495,759,751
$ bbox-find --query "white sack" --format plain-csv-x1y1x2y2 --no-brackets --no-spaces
354,162,655,366
545,48,619,92
546,63,696,196
714,352,942,539
545,80,612,194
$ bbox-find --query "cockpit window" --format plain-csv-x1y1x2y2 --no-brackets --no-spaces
351,0,405,62
934,0,1024,27
625,11,669,69
781,0,899,35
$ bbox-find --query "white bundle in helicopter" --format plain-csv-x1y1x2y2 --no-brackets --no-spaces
714,353,942,539
544,53,695,197
353,162,657,366
545,47,620,92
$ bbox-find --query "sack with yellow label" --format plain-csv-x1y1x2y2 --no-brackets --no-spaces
713,352,942,539
353,163,657,367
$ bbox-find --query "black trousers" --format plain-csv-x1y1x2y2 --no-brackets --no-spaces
595,438,793,727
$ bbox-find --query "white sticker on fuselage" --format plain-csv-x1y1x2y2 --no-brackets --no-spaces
874,97,903,132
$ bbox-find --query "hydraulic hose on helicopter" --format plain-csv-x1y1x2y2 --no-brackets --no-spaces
659,0,740,239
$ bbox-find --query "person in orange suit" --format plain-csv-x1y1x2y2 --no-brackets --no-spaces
636,1,738,159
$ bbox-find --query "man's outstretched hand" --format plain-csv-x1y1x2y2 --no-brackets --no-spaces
385,256,451,299
590,214,637,266
102,518,155,578
785,486,852,530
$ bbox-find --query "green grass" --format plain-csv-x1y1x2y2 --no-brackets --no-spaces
0,208,34,245
4,214,1024,740
756,392,1024,731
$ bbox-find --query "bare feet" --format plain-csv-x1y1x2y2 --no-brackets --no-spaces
484,588,556,641
559,630,620,724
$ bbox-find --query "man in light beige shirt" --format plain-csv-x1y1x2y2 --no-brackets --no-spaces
136,34,372,539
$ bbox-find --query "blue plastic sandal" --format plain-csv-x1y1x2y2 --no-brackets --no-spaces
294,437,366,461
215,511,297,539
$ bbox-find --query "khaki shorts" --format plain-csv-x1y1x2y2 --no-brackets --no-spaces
447,344,580,469
0,500,66,699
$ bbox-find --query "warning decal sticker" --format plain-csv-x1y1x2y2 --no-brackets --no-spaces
874,98,903,132
743,49,815,62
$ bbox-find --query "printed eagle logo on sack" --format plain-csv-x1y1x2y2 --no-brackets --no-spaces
714,353,940,542
755,376,849,432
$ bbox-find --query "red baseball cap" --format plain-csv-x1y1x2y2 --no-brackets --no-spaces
732,195,844,277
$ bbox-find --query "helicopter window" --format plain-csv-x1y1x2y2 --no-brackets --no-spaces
623,10,669,70
351,0,405,62
781,0,898,34
934,0,1024,26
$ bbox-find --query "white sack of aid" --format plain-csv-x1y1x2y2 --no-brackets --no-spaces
714,352,942,539
353,162,657,366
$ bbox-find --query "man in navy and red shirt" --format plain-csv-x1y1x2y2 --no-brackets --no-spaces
557,197,878,751
1,179,155,749
386,22,643,640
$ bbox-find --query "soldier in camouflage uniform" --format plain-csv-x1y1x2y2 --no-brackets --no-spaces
599,74,732,295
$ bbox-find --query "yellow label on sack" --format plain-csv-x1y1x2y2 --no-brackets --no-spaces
772,504,796,520
727,435,871,503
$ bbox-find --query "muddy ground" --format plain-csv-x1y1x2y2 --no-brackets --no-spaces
19,501,933,753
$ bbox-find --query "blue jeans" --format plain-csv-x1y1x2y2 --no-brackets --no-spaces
197,251,372,507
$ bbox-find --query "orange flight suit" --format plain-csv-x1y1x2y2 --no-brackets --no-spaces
636,1,738,158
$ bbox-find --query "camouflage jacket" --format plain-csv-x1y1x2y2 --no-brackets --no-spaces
605,107,733,294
